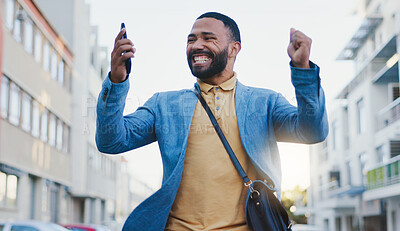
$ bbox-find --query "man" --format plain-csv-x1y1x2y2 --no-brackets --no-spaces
96,12,328,231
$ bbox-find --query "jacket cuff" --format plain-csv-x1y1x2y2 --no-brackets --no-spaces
290,61,320,88
100,72,130,103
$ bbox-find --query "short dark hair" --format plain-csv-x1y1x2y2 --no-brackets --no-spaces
197,12,241,43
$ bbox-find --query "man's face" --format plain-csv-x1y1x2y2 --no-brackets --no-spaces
186,18,232,79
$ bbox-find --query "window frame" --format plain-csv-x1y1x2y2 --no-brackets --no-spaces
0,171,19,209
21,92,32,132
9,82,21,126
1,76,10,119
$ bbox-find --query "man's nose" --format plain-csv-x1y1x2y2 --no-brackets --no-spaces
192,39,205,50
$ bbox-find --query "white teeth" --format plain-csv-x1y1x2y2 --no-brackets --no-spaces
194,56,209,63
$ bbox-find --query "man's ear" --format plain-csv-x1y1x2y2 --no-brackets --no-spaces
229,41,241,58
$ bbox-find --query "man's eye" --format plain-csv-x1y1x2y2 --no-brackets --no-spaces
187,38,195,43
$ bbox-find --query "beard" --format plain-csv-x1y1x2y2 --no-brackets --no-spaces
187,47,229,80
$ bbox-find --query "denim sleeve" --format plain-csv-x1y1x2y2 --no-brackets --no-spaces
272,61,329,144
95,74,157,154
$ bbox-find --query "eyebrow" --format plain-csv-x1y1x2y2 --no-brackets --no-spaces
187,32,217,38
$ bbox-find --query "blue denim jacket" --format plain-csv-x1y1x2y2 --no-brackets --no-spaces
96,62,328,231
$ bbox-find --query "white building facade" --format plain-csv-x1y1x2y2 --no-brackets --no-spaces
308,0,400,231
0,0,131,226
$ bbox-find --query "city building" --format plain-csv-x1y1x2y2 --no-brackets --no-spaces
1,0,73,222
0,0,132,226
307,0,400,231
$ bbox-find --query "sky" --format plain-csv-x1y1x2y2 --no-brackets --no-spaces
86,0,361,193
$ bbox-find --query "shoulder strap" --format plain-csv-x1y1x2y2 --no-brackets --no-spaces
192,87,250,184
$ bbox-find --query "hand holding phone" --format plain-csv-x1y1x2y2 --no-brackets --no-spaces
109,23,135,83
121,23,132,75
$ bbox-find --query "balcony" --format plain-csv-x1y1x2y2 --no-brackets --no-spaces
377,97,400,130
367,155,400,190
337,16,383,60
364,155,400,200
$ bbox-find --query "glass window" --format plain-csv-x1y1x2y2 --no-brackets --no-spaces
5,0,15,30
34,29,42,63
346,161,352,186
43,41,50,72
9,82,21,126
6,175,18,207
40,109,48,142
1,77,10,118
332,120,339,151
21,92,32,132
24,18,34,54
58,60,64,86
0,171,6,205
64,66,71,92
359,152,367,184
56,120,63,150
63,125,70,153
11,226,39,231
31,101,40,138
50,50,58,79
13,8,22,42
48,113,56,146
357,98,366,134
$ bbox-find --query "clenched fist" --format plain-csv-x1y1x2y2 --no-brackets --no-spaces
110,28,136,83
287,28,311,69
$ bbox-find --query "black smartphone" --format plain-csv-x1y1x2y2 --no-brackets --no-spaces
120,23,132,75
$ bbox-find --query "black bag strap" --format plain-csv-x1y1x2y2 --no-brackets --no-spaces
192,87,251,184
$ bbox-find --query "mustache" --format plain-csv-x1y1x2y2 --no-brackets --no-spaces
188,50,214,59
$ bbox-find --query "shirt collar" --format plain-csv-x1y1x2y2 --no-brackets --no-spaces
197,72,237,93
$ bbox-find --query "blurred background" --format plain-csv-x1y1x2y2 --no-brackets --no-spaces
0,0,399,230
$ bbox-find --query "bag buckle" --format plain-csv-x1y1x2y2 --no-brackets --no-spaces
244,180,254,192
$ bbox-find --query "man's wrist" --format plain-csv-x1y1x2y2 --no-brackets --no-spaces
289,61,315,69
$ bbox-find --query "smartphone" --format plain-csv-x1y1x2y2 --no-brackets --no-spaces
120,23,132,75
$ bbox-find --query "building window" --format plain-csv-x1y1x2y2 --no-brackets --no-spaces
346,161,352,186
5,0,15,30
34,29,43,63
50,50,58,80
58,60,64,86
31,101,40,138
1,76,10,118
24,18,34,54
48,113,56,146
376,145,385,163
332,120,338,150
9,82,21,126
359,152,367,185
40,109,48,142
0,171,18,208
21,92,32,132
56,120,63,150
63,125,70,153
64,65,71,92
356,98,366,134
43,41,50,72
13,8,23,43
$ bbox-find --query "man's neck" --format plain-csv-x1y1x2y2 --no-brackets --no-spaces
198,70,234,85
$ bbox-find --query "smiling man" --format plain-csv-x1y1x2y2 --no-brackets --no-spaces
96,12,328,231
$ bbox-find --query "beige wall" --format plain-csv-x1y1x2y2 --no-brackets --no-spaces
2,29,71,123
0,120,70,184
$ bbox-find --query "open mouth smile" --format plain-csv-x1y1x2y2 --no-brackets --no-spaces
192,54,212,65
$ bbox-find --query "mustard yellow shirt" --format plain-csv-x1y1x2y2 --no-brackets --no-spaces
165,74,259,230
